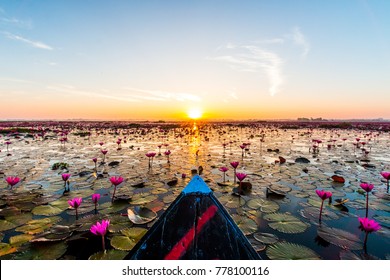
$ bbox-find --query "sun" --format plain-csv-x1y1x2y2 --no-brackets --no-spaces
187,108,203,120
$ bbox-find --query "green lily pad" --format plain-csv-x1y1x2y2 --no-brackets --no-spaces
99,201,129,214
219,195,246,208
14,242,67,260
231,214,258,235
253,232,279,245
130,193,158,205
89,249,128,260
9,234,34,246
300,207,339,221
317,226,363,250
151,187,168,195
0,220,17,232
0,243,17,257
267,242,321,260
15,217,62,235
264,213,309,234
110,227,147,251
32,205,63,216
108,215,132,233
127,207,157,225
6,213,33,226
247,198,279,213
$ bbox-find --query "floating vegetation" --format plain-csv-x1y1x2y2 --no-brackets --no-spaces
0,121,389,259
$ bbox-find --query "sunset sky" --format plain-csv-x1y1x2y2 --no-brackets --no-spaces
1,1,389,120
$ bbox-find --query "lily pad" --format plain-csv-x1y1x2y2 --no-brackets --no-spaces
15,217,62,235
0,243,17,257
317,226,363,250
253,232,279,245
110,227,147,251
0,220,17,232
247,198,279,213
89,249,128,260
127,207,157,225
9,234,33,246
264,213,309,234
266,242,320,260
231,214,258,235
14,242,67,260
219,195,246,208
131,193,158,205
32,205,63,216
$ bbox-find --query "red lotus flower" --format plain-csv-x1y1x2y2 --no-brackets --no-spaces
5,176,20,188
358,217,381,233
315,189,332,200
360,183,374,193
219,167,228,173
61,173,71,182
381,171,390,180
90,219,110,251
230,161,239,169
109,176,124,186
101,150,108,155
316,189,332,222
68,197,82,208
236,172,247,182
92,193,101,204
92,157,97,163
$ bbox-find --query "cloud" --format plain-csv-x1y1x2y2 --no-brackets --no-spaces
47,85,142,103
3,32,53,50
0,17,33,29
210,44,284,96
291,27,310,58
124,88,202,102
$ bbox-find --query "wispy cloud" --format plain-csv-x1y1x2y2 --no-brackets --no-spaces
3,32,53,50
123,88,202,102
47,85,142,103
1,17,33,29
210,44,284,96
291,27,310,58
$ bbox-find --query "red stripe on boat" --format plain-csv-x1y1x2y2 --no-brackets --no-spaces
164,205,218,260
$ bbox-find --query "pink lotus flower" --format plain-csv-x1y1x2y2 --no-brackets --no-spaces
92,157,97,163
219,167,228,182
146,152,157,168
381,172,390,193
315,189,332,200
5,176,20,188
181,173,186,179
230,161,239,183
381,171,390,180
92,193,101,204
236,172,247,182
358,217,381,233
109,176,124,202
68,197,82,208
146,152,156,158
99,142,104,146
219,167,228,173
90,219,110,251
61,173,71,182
164,150,171,163
360,183,374,193
101,150,108,155
92,193,101,213
68,197,82,220
360,183,374,218
315,189,332,222
109,176,124,186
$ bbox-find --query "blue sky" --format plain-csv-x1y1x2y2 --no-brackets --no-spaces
1,0,389,120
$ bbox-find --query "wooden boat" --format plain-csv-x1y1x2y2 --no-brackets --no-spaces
126,175,260,260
